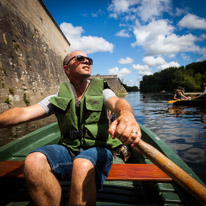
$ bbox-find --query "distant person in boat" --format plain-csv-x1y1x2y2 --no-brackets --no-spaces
196,83,206,99
173,89,190,100
181,87,191,100
0,50,141,206
181,87,186,95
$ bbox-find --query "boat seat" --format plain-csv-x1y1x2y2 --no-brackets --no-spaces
0,161,172,182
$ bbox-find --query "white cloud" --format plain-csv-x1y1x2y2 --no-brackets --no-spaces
79,36,114,54
197,47,206,61
181,53,190,61
106,0,206,82
108,0,139,18
60,22,114,54
141,55,180,71
198,54,206,62
91,9,104,18
157,61,180,71
132,64,152,76
132,57,179,74
115,29,130,37
139,70,153,76
132,19,173,46
175,8,187,17
132,64,149,71
60,22,83,38
143,56,166,66
108,0,171,22
123,79,139,87
108,66,131,78
137,0,171,22
199,34,206,41
178,14,206,30
118,57,134,64
199,47,206,55
132,19,200,56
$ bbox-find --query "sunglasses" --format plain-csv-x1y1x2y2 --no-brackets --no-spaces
66,55,93,65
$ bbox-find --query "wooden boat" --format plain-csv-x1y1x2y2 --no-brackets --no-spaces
0,122,205,206
169,99,206,106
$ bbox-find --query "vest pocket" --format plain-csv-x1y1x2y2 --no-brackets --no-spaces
49,96,72,111
85,96,103,111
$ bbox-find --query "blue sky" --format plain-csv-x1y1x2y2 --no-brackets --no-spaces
42,0,206,87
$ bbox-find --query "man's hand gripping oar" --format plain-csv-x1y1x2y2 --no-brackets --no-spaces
108,111,206,204
108,110,141,147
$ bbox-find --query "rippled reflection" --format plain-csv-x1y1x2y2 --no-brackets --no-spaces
125,92,206,183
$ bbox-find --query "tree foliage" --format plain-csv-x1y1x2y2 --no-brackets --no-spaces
140,60,206,92
123,83,139,92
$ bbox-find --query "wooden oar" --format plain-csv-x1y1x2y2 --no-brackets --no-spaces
134,140,206,204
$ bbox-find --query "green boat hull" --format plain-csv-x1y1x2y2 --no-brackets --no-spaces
0,122,205,205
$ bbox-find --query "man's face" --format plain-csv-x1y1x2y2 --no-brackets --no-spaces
65,51,92,80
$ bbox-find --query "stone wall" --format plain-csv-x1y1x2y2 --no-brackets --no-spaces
0,0,70,112
91,75,128,95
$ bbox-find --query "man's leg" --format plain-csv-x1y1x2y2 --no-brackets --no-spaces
24,152,62,206
69,158,96,205
69,147,113,205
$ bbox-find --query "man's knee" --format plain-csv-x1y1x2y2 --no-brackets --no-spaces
73,158,94,172
24,152,51,179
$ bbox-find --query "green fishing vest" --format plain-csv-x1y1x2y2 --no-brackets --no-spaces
49,78,122,152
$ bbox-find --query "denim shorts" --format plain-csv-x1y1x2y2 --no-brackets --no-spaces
31,145,113,191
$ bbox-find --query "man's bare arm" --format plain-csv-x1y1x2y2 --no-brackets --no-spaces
0,104,47,128
106,96,141,146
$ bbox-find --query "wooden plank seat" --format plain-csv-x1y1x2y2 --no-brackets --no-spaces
0,161,172,182
107,164,172,181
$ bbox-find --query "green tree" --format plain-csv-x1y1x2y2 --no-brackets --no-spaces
183,75,198,91
140,60,206,92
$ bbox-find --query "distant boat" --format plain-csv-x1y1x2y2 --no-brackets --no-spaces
173,99,206,106
0,122,205,205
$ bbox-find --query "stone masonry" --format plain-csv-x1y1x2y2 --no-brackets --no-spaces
0,0,70,112
91,75,128,95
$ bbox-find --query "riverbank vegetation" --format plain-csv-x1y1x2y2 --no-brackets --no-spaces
122,83,139,92
140,60,206,93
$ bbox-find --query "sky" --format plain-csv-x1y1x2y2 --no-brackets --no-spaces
42,0,206,87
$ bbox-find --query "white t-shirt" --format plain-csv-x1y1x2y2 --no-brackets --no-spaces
38,88,116,116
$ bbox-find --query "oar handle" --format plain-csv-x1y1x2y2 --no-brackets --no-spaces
134,140,206,204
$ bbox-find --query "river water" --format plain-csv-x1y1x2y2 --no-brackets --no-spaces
0,92,206,184
125,92,206,184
